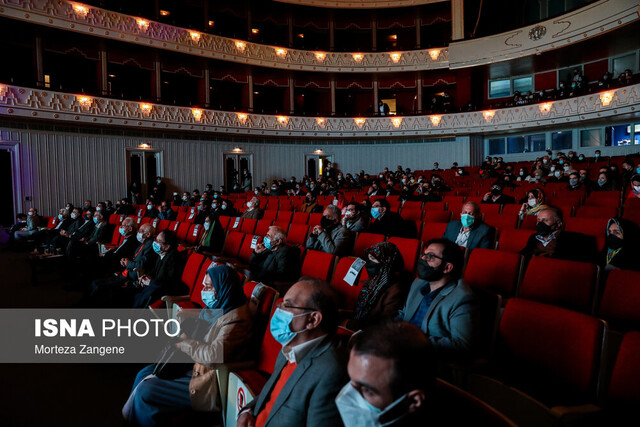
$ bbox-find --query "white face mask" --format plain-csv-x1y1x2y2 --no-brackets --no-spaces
634,185,640,192
147,204,153,210
182,196,188,201
247,202,253,209
335,382,409,427
71,213,78,219
528,199,537,207
203,222,211,231
28,212,34,216
136,232,144,243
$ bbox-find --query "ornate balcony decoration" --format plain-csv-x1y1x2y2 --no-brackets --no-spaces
448,0,639,69
0,0,448,73
274,0,447,8
1,84,638,138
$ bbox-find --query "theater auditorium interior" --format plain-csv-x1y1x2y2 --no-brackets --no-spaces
1,0,640,425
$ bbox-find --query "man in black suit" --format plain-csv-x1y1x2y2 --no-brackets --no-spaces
237,279,347,427
86,223,157,307
132,230,187,308
35,208,71,245
519,207,598,263
443,202,495,252
249,226,300,286
66,209,111,259
96,217,140,275
481,183,516,205
367,198,406,237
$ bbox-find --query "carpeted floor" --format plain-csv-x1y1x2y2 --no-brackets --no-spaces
0,246,146,426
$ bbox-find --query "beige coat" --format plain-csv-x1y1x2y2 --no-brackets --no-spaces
176,303,253,411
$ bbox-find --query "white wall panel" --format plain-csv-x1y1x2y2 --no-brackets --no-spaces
3,125,471,216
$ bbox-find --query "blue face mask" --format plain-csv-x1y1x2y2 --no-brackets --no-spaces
637,168,640,174
201,290,217,309
93,217,99,224
269,307,308,345
58,214,63,220
263,236,273,250
152,241,163,254
461,214,475,228
119,227,127,236
370,208,381,219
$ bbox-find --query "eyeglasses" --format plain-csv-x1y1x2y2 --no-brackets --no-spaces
277,301,316,312
421,253,443,262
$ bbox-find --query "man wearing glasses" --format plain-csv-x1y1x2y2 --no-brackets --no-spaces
237,278,347,427
398,238,479,362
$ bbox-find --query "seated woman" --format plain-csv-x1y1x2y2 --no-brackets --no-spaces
601,217,640,271
123,264,253,425
625,174,640,200
218,199,237,217
197,213,224,254
519,188,548,218
347,242,406,330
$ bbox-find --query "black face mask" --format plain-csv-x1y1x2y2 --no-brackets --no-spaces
606,234,623,250
320,216,335,229
536,221,553,237
365,260,381,278
416,259,444,282
491,189,501,196
306,197,313,204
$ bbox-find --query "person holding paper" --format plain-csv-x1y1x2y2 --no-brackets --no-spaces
123,264,253,425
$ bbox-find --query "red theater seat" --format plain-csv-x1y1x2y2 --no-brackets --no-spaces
220,231,245,258
352,232,386,258
607,331,640,405
464,249,523,299
420,222,447,243
286,224,310,246
330,257,369,310
496,229,532,253
254,219,273,237
300,250,335,281
598,269,640,331
423,210,451,223
291,212,310,225
519,257,598,314
387,237,420,272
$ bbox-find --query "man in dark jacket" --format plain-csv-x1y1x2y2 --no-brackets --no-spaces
367,198,405,237
519,207,598,263
249,226,300,285
132,230,187,308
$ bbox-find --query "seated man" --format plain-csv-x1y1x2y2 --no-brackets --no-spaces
519,207,599,263
398,239,479,362
52,207,86,250
66,209,111,259
97,217,140,275
336,321,435,426
306,205,353,256
87,223,158,307
299,192,323,214
249,226,300,285
481,183,515,204
66,209,96,249
367,198,405,237
443,202,495,252
238,278,347,427
144,201,158,219
34,208,71,245
342,202,367,233
241,196,263,219
132,230,187,308
12,207,41,246
156,200,176,221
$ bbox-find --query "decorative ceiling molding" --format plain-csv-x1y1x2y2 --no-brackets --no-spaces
0,0,448,73
1,84,638,139
274,0,447,9
448,0,640,69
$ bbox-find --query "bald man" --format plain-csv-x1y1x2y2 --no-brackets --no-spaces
86,223,158,307
442,202,495,252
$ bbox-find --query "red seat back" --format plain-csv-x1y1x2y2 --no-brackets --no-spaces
400,208,423,221
420,222,447,243
181,253,207,296
262,210,277,222
276,210,293,223
423,201,446,211
156,219,170,233
221,231,245,258
227,217,244,233
237,235,261,264
464,249,522,298
387,237,419,272
608,331,640,403
218,216,232,232
292,212,310,225
176,222,191,242
575,206,617,219
497,229,532,253
239,218,258,234
564,217,608,239
300,250,335,281
254,219,273,237
423,211,451,223
352,232,386,258
185,223,203,245
519,257,598,313
500,298,605,397
598,269,640,331
286,224,310,246
308,213,323,228
330,257,370,310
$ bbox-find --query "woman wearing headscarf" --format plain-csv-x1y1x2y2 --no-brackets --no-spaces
348,242,406,329
124,264,253,425
218,199,237,217
197,213,224,254
518,188,548,218
601,217,640,271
